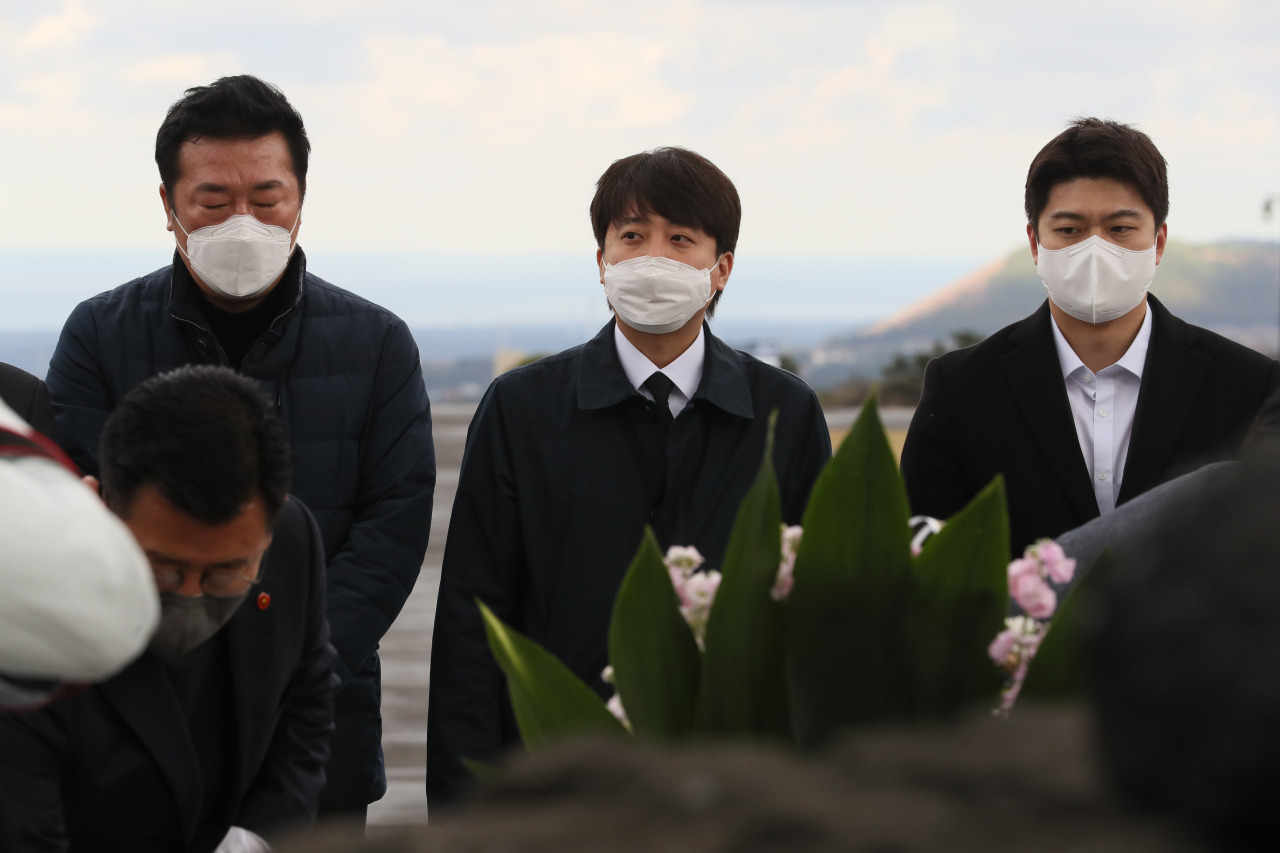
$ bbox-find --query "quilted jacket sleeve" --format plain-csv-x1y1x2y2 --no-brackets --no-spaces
46,301,113,475
322,318,435,689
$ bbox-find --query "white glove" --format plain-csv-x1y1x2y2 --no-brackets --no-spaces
214,826,271,853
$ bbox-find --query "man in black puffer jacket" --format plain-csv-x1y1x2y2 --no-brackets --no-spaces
46,75,435,823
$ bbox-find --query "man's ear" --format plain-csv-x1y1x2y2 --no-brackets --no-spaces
597,248,605,285
160,184,174,233
713,252,734,292
1026,223,1039,263
1154,221,1168,265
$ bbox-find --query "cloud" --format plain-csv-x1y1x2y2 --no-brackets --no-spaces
0,0,1277,260
331,31,697,142
3,3,98,54
118,54,241,87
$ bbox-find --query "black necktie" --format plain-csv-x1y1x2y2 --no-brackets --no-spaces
643,372,676,426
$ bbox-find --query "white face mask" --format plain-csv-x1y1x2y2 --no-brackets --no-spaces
602,255,720,334
1036,234,1157,324
173,211,300,300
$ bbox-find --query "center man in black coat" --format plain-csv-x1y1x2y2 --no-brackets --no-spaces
427,148,832,803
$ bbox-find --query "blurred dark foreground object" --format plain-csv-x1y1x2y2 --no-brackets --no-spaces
280,706,1199,853
1083,441,1280,848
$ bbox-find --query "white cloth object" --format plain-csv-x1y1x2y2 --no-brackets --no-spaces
215,826,271,853
1050,306,1153,514
614,323,705,419
0,400,158,681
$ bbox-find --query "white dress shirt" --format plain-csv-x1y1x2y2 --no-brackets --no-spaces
1050,305,1153,515
614,323,705,419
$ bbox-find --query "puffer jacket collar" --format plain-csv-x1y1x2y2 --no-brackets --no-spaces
165,249,308,369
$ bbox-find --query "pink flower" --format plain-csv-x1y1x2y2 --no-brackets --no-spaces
1032,540,1076,584
668,566,688,600
673,569,722,648
772,525,803,601
770,567,794,602
680,571,721,612
780,525,804,559
1017,630,1043,657
1008,560,1057,619
988,628,1020,667
999,660,1031,712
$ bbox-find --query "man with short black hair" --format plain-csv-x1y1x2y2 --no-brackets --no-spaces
0,365,335,852
46,74,435,819
426,147,832,803
901,118,1280,554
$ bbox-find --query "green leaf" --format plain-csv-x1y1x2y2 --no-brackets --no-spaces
908,476,1010,715
1019,551,1095,700
608,528,702,739
784,393,915,746
695,411,789,737
478,600,628,750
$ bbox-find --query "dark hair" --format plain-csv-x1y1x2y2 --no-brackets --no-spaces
1083,448,1280,844
590,147,741,318
100,366,291,526
1024,118,1168,237
155,75,310,200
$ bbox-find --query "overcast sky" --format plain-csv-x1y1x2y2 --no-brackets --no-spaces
2,0,1278,326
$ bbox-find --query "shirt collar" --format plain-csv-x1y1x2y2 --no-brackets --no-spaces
1050,300,1154,380
577,320,754,418
612,322,705,401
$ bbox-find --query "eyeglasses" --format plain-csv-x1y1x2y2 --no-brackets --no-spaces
153,569,262,598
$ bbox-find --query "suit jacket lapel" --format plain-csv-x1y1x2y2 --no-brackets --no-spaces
98,654,202,844
1002,303,1100,525
1118,296,1209,504
227,568,279,791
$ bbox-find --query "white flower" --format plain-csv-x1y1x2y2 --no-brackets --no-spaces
770,525,803,601
670,568,722,650
606,693,632,732
908,515,945,556
664,545,705,576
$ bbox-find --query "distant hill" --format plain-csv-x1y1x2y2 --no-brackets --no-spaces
806,240,1280,388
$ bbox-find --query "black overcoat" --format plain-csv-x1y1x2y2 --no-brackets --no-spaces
900,296,1280,555
426,321,832,803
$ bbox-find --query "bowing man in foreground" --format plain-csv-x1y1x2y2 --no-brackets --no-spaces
0,366,336,853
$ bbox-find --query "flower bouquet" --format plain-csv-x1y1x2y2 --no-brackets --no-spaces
475,395,1077,755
